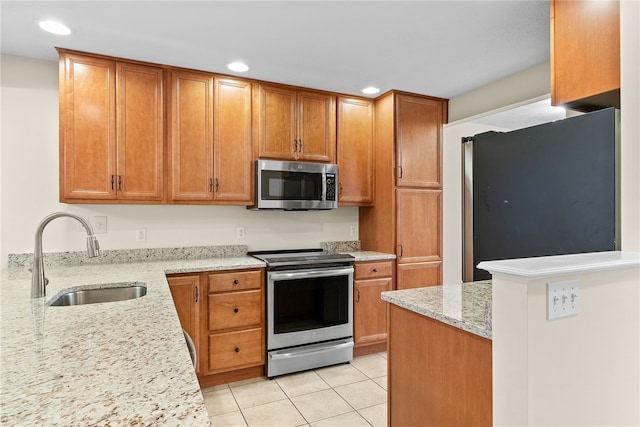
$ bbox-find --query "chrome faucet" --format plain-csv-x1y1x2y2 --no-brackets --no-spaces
31,212,101,298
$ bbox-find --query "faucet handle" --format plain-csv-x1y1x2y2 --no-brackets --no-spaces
27,267,49,287
87,236,101,258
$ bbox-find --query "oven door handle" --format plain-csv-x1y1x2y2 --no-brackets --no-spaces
268,266,354,281
269,339,354,360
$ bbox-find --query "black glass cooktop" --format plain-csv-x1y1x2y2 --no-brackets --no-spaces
248,249,354,269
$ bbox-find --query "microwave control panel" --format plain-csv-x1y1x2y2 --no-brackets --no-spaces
326,173,336,201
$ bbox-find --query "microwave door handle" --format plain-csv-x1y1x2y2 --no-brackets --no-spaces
269,266,354,281
322,172,327,201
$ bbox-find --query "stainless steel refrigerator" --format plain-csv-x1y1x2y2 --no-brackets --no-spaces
462,107,620,282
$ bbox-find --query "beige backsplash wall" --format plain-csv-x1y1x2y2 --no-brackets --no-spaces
0,54,357,268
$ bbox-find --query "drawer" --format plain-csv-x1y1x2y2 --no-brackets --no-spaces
208,269,262,293
355,260,393,280
208,328,264,372
209,290,262,331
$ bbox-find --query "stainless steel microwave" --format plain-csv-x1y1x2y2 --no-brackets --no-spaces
250,160,338,210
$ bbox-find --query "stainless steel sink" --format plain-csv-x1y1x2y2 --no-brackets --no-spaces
48,283,147,306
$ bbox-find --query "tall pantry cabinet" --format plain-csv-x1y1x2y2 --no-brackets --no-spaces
360,92,447,289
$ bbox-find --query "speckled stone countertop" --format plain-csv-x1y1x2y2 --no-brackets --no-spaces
0,249,264,426
381,281,492,340
343,251,396,262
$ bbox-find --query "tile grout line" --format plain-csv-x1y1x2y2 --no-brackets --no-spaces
205,352,388,426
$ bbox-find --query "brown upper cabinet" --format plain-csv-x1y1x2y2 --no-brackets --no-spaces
254,83,336,163
59,51,164,202
395,94,444,188
168,71,253,204
167,69,214,202
550,0,620,110
337,97,375,206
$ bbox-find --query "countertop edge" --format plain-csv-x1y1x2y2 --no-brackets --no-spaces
477,251,640,280
381,284,492,340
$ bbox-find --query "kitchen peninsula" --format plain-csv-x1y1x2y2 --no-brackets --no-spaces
382,251,640,427
381,281,492,426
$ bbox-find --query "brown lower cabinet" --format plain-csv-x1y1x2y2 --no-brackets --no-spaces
388,304,492,426
353,260,394,356
167,268,265,387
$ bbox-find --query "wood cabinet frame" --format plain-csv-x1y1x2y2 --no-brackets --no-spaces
253,83,336,163
550,0,620,110
58,49,164,203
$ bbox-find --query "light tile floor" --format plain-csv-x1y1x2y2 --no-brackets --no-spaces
202,352,388,427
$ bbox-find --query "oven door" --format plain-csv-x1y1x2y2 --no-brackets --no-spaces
267,266,353,350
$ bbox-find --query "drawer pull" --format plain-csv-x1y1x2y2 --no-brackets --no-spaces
233,279,239,285
373,268,378,273
233,307,239,313
235,347,240,353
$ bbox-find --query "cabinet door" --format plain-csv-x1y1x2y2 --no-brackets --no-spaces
116,62,164,201
337,97,374,205
254,84,296,160
397,261,441,289
297,91,336,162
551,0,620,107
59,53,116,201
168,70,214,201
167,275,201,371
213,77,253,203
354,277,392,346
396,94,443,188
396,188,442,264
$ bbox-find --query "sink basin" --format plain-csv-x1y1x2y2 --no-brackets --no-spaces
48,282,147,306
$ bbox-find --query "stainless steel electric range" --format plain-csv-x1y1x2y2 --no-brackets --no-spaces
249,249,355,377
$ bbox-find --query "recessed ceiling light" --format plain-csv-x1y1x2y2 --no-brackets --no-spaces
361,86,380,95
38,20,71,36
227,62,249,72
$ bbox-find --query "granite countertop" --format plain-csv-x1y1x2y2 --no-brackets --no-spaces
0,250,264,426
0,241,394,424
343,251,396,262
381,281,492,340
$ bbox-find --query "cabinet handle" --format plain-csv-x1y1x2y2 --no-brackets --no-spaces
111,175,115,190
339,183,343,195
233,307,239,313
195,286,199,303
299,139,303,152
356,289,360,303
118,175,122,190
209,178,213,193
373,268,378,273
398,165,403,179
215,178,219,192
233,279,239,285
234,347,240,353
294,139,298,152
399,244,403,257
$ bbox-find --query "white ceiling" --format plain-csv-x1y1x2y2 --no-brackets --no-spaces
1,0,550,100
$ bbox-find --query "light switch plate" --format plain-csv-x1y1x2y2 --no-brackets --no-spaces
547,280,579,320
135,228,147,243
236,226,246,239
